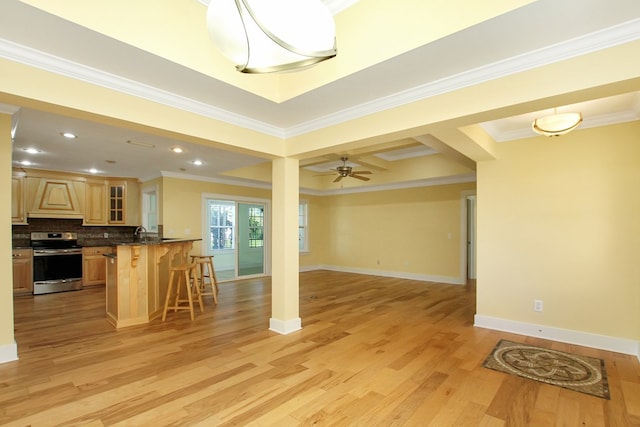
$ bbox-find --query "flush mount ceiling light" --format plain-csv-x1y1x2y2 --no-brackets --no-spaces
61,132,77,139
171,146,184,153
206,0,337,73
532,110,583,137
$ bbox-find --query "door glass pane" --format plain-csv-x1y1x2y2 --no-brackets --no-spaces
238,203,264,277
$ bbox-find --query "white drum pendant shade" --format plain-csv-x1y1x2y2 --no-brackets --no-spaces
207,0,337,73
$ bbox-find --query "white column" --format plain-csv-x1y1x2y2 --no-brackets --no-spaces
270,157,301,334
0,107,18,363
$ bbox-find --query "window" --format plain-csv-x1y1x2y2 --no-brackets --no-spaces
299,200,308,252
248,206,264,248
142,187,158,233
209,201,235,250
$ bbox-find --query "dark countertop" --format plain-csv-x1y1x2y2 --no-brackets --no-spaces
110,238,202,246
12,238,201,249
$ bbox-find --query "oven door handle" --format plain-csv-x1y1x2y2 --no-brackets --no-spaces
34,249,83,256
34,278,82,285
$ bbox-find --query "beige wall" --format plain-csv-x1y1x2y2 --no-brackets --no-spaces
299,195,328,268
477,121,640,341
320,182,475,280
161,176,272,256
1,114,15,351
159,176,473,282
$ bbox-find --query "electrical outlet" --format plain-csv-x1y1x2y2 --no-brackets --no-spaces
103,232,109,238
534,299,543,312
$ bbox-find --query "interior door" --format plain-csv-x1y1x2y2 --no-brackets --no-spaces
237,203,265,277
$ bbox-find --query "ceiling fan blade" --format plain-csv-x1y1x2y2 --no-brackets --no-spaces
333,175,343,183
352,170,372,174
350,174,370,181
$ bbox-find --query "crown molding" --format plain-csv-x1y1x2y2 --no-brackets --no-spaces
159,170,273,190
286,18,640,138
300,173,476,196
0,38,286,138
151,170,476,196
1,18,638,140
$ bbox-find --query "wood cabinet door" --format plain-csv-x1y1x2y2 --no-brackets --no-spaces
83,247,111,286
85,180,108,225
11,174,27,224
13,249,33,295
108,182,126,224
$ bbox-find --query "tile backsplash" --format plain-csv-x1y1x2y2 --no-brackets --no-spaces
12,218,142,247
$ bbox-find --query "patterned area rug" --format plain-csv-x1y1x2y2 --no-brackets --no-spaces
483,339,610,399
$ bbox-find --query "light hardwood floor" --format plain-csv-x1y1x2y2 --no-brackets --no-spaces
2,271,639,426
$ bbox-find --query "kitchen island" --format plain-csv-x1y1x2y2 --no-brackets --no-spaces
105,239,201,328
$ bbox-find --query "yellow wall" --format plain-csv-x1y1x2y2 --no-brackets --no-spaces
161,176,272,255
299,195,328,268
477,121,640,341
1,114,15,350
321,182,475,280
159,175,472,281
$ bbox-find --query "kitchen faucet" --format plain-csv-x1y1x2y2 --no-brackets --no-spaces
134,226,148,243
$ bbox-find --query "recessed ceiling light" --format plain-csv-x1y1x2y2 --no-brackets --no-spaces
105,160,116,164
20,160,31,166
171,146,183,153
89,168,98,174
61,132,77,139
192,159,203,166
24,148,40,154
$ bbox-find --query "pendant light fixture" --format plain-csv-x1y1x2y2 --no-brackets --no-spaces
532,109,583,137
206,0,337,73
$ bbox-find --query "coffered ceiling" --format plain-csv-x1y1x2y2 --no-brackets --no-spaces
2,0,640,193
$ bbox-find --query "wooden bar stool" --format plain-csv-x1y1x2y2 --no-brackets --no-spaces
190,255,218,305
162,263,203,321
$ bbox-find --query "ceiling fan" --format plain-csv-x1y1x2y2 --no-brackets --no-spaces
332,157,372,182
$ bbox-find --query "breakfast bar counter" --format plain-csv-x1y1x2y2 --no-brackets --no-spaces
105,239,201,328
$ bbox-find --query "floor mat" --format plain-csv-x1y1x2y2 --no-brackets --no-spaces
483,339,610,399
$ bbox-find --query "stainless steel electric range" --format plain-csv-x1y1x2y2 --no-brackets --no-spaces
30,232,83,295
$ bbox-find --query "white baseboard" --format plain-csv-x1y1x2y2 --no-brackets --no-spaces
475,315,640,361
269,317,302,335
0,341,18,364
300,264,465,285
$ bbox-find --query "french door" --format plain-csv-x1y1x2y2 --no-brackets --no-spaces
203,195,269,281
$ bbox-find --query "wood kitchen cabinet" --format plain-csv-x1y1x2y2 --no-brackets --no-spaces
109,180,140,226
83,246,112,287
13,168,141,226
108,181,126,224
13,248,33,295
84,179,108,225
11,172,27,224
26,172,85,218
85,179,140,226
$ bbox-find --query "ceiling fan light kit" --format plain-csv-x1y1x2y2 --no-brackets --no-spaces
332,157,372,183
532,111,583,137
206,0,337,73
